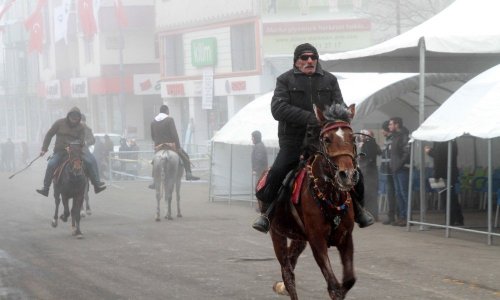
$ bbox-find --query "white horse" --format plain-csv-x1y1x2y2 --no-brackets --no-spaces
152,147,183,221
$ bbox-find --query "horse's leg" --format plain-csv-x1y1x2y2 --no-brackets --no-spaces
72,194,84,239
175,173,182,218
273,239,307,299
308,237,343,299
164,166,174,220
270,230,298,300
60,195,70,222
52,190,61,228
165,194,173,220
155,185,161,222
338,233,356,297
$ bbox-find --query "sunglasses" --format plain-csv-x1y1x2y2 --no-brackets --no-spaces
299,54,318,61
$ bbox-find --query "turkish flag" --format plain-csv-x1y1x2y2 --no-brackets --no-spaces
114,0,127,28
25,6,44,53
78,0,97,39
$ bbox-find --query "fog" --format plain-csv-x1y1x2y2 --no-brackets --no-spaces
0,0,455,157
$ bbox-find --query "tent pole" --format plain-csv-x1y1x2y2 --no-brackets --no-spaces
407,141,415,231
418,38,428,231
208,141,214,202
229,144,233,206
487,139,492,245
445,141,452,238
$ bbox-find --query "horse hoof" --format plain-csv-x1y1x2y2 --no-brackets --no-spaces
76,233,84,239
155,214,161,222
60,215,68,222
165,215,173,220
177,214,182,218
80,211,86,218
86,209,92,216
273,282,289,296
51,219,58,228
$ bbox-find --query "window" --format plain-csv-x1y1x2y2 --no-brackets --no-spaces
230,23,256,72
162,34,184,76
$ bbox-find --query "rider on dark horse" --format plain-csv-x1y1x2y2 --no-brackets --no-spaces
36,107,106,197
149,104,199,189
252,43,374,233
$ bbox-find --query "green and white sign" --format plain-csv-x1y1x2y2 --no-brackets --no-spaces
191,38,218,67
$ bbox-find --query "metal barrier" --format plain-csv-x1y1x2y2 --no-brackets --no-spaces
103,150,210,185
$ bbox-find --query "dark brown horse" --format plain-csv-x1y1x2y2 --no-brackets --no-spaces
51,142,87,239
265,104,359,300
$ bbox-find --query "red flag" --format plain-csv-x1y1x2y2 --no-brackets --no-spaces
78,0,97,39
114,0,127,28
24,2,45,53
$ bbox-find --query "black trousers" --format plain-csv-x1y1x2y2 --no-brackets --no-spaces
259,145,301,203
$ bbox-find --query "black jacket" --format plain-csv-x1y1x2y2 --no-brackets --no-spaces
428,141,458,181
390,126,410,173
151,116,181,149
271,63,344,147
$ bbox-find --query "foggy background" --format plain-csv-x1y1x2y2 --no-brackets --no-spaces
0,0,453,166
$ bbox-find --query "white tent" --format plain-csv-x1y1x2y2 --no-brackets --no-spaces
321,0,500,73
210,72,470,203
412,64,500,141
411,64,500,244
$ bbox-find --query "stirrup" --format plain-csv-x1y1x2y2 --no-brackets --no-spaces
252,215,270,233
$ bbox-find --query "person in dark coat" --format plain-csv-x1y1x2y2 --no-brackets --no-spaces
251,130,268,179
36,107,106,196
252,43,373,233
149,104,199,189
380,120,397,225
425,140,464,226
358,129,381,221
388,117,410,226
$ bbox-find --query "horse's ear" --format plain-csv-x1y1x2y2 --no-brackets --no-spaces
347,104,355,120
314,104,326,122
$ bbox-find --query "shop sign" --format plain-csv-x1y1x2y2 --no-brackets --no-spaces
70,78,88,98
166,83,185,96
46,80,61,99
191,37,217,67
133,74,161,95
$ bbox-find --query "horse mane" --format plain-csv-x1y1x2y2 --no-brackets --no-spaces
322,104,352,123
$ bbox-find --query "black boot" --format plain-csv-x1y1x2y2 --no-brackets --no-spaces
186,172,200,181
93,184,106,194
36,187,49,197
353,199,374,228
252,201,272,233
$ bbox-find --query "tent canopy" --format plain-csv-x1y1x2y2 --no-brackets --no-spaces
320,0,500,73
412,64,500,141
212,72,469,147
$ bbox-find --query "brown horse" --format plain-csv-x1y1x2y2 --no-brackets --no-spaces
51,142,87,239
265,104,359,300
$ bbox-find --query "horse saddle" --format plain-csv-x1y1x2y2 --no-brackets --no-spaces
255,163,306,204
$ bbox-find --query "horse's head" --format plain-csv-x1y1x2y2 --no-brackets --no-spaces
66,141,84,176
316,104,359,191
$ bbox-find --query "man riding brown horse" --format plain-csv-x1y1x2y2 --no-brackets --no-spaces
149,104,199,189
36,107,106,197
252,43,373,233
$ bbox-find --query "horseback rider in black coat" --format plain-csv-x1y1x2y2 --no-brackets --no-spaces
252,43,374,233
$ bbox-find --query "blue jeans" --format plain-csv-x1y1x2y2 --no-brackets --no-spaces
393,168,409,220
43,150,101,189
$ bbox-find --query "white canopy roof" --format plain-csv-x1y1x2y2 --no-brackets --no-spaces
412,64,500,141
212,72,469,147
320,0,500,73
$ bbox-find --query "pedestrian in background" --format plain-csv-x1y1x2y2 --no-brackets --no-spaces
251,130,268,179
380,120,397,225
358,129,381,221
425,140,464,226
389,117,411,226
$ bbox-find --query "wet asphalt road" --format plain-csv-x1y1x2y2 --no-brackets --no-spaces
0,165,499,300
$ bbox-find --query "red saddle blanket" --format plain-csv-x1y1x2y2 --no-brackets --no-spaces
291,168,307,205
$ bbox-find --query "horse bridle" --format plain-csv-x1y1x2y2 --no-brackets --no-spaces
318,121,358,174
66,144,84,174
